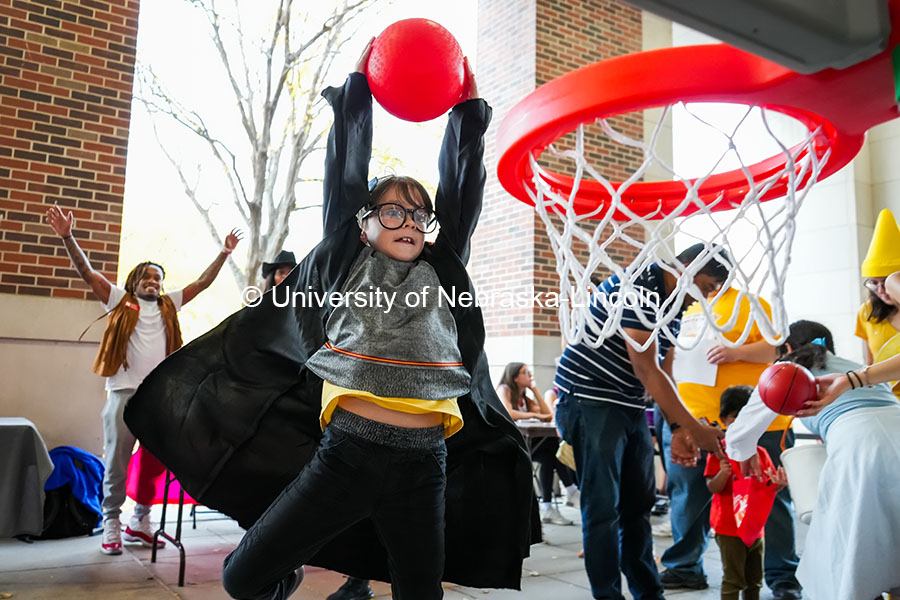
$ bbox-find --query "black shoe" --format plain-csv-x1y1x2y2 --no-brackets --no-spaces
651,496,669,516
278,566,304,599
772,584,803,600
326,576,374,600
659,569,709,590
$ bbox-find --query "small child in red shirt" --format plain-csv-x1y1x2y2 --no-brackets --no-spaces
706,385,787,600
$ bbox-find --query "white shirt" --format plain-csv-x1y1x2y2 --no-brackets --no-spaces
724,386,778,461
102,285,183,392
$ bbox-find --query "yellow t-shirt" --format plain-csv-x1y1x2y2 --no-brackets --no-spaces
855,302,900,399
676,288,792,432
320,381,464,438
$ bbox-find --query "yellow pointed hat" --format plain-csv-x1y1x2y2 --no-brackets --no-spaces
861,209,900,277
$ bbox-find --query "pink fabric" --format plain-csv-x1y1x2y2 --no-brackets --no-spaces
126,446,197,505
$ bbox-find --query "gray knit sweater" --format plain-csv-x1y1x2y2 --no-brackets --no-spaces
305,247,471,400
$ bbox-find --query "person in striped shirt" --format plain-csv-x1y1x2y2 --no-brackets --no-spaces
553,243,729,600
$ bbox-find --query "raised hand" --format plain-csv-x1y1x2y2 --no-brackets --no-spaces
224,228,244,253
45,205,73,238
355,37,375,74
461,56,479,101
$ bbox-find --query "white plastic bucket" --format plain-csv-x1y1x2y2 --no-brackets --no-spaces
780,443,827,524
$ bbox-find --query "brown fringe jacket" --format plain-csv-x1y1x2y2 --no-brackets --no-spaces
93,293,183,377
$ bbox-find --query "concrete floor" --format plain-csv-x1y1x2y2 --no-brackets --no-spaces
0,503,803,599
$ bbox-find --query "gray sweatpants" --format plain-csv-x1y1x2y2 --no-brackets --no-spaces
100,388,151,523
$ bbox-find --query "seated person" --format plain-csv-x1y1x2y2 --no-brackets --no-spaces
497,362,578,525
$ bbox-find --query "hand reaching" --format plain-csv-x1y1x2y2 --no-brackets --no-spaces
739,454,762,480
690,420,726,457
797,373,847,417
669,428,700,467
719,456,733,478
224,228,244,253
765,465,788,488
45,205,73,238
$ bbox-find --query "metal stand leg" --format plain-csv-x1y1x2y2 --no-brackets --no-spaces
151,469,187,586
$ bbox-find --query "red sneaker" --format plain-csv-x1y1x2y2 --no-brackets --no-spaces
123,514,166,548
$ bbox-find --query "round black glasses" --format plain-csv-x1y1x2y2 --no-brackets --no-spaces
361,203,437,233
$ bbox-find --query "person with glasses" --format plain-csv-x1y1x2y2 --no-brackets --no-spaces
855,209,900,400
123,39,537,600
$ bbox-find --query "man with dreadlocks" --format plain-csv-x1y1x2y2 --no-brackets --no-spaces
45,204,242,556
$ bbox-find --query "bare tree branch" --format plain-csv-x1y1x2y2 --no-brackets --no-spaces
148,118,244,285
139,0,376,288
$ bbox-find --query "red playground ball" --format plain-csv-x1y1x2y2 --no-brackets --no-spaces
757,362,818,415
367,18,465,122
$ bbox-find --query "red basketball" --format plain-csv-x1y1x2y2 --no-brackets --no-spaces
366,19,465,122
757,362,818,415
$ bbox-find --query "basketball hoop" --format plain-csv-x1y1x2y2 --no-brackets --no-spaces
496,12,900,350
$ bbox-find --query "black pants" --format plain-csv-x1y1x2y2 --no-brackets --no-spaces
530,437,575,502
222,423,448,600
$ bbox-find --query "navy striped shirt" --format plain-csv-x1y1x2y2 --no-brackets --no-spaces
554,264,679,408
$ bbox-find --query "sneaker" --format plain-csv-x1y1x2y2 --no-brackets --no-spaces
651,495,669,516
772,584,803,600
540,504,574,526
565,489,581,510
651,519,672,537
659,569,708,590
100,518,122,555
327,576,374,600
123,514,166,549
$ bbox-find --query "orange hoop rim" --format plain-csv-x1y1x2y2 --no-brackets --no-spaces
497,37,899,219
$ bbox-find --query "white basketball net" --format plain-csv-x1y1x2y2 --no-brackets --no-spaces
528,103,830,351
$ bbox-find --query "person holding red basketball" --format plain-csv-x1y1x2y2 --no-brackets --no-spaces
725,321,900,600
182,40,538,600
854,209,900,400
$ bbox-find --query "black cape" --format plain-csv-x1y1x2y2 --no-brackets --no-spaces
125,73,541,589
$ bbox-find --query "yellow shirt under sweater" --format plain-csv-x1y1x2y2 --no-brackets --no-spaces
320,381,464,438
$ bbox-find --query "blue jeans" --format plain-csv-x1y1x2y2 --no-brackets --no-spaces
659,423,801,591
555,393,663,600
757,430,800,591
660,420,712,582
222,424,447,600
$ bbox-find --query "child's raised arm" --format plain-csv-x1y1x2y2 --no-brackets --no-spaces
434,58,491,265
320,40,375,237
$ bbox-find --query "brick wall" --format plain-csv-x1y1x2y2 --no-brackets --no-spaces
0,0,139,299
473,0,538,337
475,0,645,339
